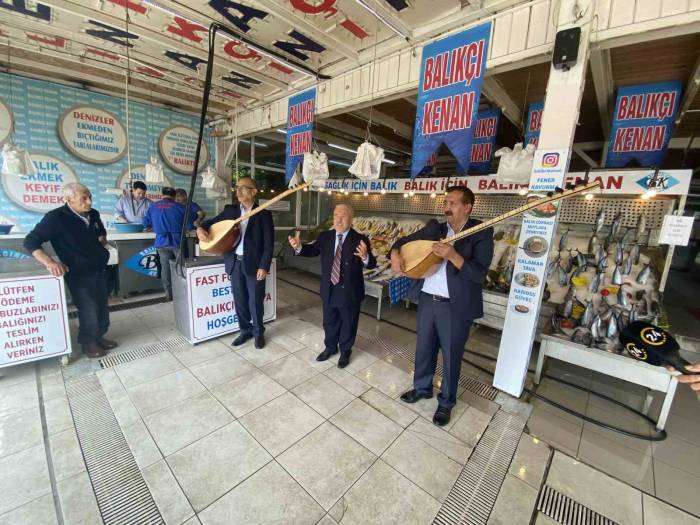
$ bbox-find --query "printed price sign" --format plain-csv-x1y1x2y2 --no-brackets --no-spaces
659,215,694,246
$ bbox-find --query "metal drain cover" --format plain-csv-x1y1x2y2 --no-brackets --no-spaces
537,485,618,525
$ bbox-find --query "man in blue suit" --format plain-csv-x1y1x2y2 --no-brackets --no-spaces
289,204,376,368
197,177,274,349
390,186,493,426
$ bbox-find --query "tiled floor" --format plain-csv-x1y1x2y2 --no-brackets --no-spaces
0,271,698,524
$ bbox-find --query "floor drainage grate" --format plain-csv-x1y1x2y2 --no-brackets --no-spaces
99,336,188,368
536,485,618,525
359,333,499,401
433,410,524,525
65,375,163,524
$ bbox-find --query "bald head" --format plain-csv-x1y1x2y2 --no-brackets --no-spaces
332,203,354,233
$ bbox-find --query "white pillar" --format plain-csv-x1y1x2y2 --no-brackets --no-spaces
493,0,594,397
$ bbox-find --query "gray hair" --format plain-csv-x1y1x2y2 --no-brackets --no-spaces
334,203,354,219
62,183,90,200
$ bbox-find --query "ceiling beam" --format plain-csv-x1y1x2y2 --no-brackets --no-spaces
351,108,413,139
572,145,599,168
481,76,522,129
39,0,289,91
353,0,413,40
319,117,411,154
250,0,359,63
675,51,700,125
0,48,225,116
589,49,613,139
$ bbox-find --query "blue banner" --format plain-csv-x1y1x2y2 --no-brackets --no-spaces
606,81,682,168
410,22,491,178
524,101,543,147
470,108,500,173
285,87,316,182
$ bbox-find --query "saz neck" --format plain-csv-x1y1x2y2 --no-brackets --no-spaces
442,181,600,244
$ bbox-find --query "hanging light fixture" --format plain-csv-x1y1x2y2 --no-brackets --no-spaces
1,40,35,177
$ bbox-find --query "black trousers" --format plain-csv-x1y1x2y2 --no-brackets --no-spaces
230,259,266,337
414,292,472,408
65,270,110,345
322,285,361,355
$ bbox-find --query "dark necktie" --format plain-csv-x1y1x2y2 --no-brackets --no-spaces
330,234,343,285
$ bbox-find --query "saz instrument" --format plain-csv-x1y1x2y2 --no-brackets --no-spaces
399,180,601,279
200,181,312,254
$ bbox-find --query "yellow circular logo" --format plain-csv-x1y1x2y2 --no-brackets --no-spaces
640,327,666,346
626,343,647,360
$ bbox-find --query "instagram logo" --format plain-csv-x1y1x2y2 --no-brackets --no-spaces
542,153,559,167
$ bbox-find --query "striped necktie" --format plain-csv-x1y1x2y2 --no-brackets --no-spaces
330,233,343,285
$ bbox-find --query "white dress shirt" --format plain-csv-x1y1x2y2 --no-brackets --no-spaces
421,222,457,298
235,203,251,256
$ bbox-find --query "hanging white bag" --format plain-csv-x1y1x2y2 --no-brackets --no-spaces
349,142,384,180
144,156,165,183
302,150,329,187
495,143,535,184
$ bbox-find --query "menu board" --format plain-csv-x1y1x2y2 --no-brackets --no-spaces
58,105,127,164
0,275,72,368
1,153,80,213
159,125,209,175
494,148,569,396
185,261,276,344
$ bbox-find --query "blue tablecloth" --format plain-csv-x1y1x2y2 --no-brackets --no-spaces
388,276,411,304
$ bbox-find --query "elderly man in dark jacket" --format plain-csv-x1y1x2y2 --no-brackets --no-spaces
24,182,116,358
289,203,376,369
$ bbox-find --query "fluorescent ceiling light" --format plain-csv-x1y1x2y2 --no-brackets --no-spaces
354,0,411,40
275,129,288,134
329,160,351,167
382,158,396,165
328,143,357,154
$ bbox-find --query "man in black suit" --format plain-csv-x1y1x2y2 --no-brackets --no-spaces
289,203,376,368
197,177,274,349
390,186,494,426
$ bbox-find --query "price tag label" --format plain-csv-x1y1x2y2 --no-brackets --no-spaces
659,215,694,246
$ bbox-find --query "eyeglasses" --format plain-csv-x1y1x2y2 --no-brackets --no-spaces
234,185,256,191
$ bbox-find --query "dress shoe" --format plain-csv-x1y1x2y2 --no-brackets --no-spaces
337,353,350,369
232,333,253,347
433,405,452,427
400,389,433,404
97,338,118,350
315,349,338,361
82,343,106,359
254,335,265,349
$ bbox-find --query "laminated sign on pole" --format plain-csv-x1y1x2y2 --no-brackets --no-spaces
493,0,594,397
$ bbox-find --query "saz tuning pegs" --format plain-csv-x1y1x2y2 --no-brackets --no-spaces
554,186,564,194
546,191,553,197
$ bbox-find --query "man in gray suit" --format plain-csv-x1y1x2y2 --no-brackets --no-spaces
391,186,494,426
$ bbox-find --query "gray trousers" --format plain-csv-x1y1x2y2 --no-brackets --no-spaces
157,247,179,297
414,292,472,408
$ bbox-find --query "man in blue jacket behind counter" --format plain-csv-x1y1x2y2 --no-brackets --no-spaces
390,186,494,426
142,186,197,301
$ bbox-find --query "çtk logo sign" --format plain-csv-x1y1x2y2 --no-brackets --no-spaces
635,171,679,193
542,152,560,167
124,245,159,277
